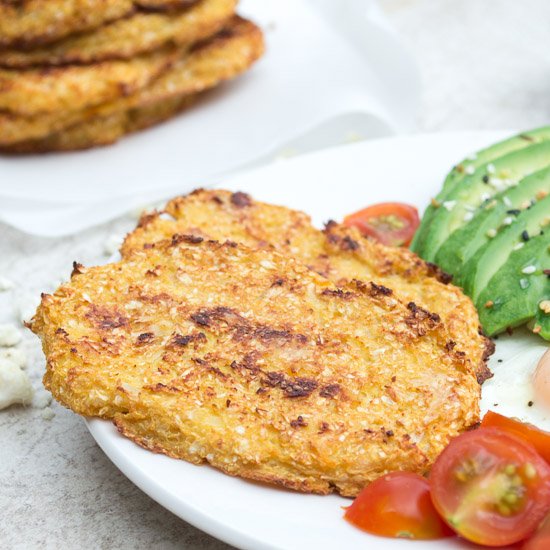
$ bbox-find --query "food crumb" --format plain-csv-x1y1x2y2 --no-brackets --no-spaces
0,348,27,369
0,324,22,347
0,358,33,410
32,389,52,410
41,407,55,421
0,276,15,291
528,401,534,407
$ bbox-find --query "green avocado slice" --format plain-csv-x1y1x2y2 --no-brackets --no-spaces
463,194,550,300
434,166,550,281
534,304,550,340
417,140,550,263
411,127,550,256
477,232,550,338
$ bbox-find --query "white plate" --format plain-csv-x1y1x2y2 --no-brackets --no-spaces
87,132,549,550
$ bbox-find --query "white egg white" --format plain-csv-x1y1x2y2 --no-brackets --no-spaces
481,327,550,429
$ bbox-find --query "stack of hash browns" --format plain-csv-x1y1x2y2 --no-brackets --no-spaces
0,0,264,153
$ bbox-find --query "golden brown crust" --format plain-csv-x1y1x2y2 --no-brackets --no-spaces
0,0,202,49
0,0,134,49
32,238,480,497
136,0,199,9
121,189,493,382
1,93,200,153
0,16,264,150
0,0,237,67
0,45,178,116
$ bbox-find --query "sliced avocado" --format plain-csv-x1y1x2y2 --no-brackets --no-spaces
411,127,550,255
462,194,550,300
417,140,550,262
534,301,550,340
477,232,550,337
434,166,550,281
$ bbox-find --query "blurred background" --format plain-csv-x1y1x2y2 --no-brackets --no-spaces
384,0,550,131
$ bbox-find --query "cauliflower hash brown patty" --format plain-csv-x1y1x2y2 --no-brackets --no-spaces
0,16,264,152
0,0,200,49
122,189,494,384
31,237,480,497
0,0,237,68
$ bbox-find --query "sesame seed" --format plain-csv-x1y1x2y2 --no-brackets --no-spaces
502,217,514,226
464,212,474,222
443,200,457,211
487,228,497,238
465,165,475,175
519,278,529,290
503,196,512,207
489,178,507,192
482,175,490,184
513,242,525,251
520,200,532,210
522,265,536,275
487,163,496,174
521,230,530,241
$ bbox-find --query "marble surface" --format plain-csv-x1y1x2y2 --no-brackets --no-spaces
2,1,550,548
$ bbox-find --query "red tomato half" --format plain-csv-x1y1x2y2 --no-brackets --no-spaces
343,202,420,247
523,513,550,549
430,428,550,547
481,411,550,464
344,472,453,540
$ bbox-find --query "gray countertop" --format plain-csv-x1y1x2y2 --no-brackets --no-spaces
2,1,550,548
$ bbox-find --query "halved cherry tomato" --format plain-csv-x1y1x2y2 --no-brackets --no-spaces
343,202,420,247
430,427,550,547
344,472,453,540
481,411,550,464
523,513,550,549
